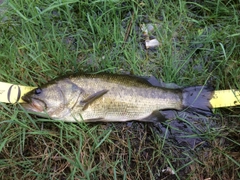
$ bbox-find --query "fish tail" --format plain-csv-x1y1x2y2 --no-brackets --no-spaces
182,86,214,116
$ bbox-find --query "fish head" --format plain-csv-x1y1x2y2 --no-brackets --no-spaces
21,83,65,117
21,79,84,118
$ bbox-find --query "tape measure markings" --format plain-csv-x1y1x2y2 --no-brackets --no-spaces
0,82,36,103
7,85,21,103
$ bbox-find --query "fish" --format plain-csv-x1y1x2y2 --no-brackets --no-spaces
21,73,213,122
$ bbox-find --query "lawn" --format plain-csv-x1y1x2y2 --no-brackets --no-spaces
0,0,239,179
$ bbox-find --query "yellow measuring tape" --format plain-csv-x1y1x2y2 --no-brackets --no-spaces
0,82,36,103
210,89,240,108
0,82,240,108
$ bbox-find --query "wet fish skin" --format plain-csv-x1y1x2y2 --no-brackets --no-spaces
21,73,213,122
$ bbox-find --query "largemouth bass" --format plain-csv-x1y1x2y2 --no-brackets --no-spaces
21,73,213,122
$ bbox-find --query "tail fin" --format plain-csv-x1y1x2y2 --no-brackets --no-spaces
182,86,214,116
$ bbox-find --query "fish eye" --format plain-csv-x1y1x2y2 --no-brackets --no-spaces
35,88,42,95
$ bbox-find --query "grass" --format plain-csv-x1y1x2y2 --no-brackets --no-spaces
0,0,240,179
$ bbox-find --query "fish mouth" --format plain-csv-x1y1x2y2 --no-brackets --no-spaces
22,94,31,103
21,98,46,113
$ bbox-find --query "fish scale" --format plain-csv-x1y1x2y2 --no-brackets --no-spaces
21,73,213,122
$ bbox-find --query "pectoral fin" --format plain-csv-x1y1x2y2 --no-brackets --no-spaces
140,110,173,122
81,89,108,110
